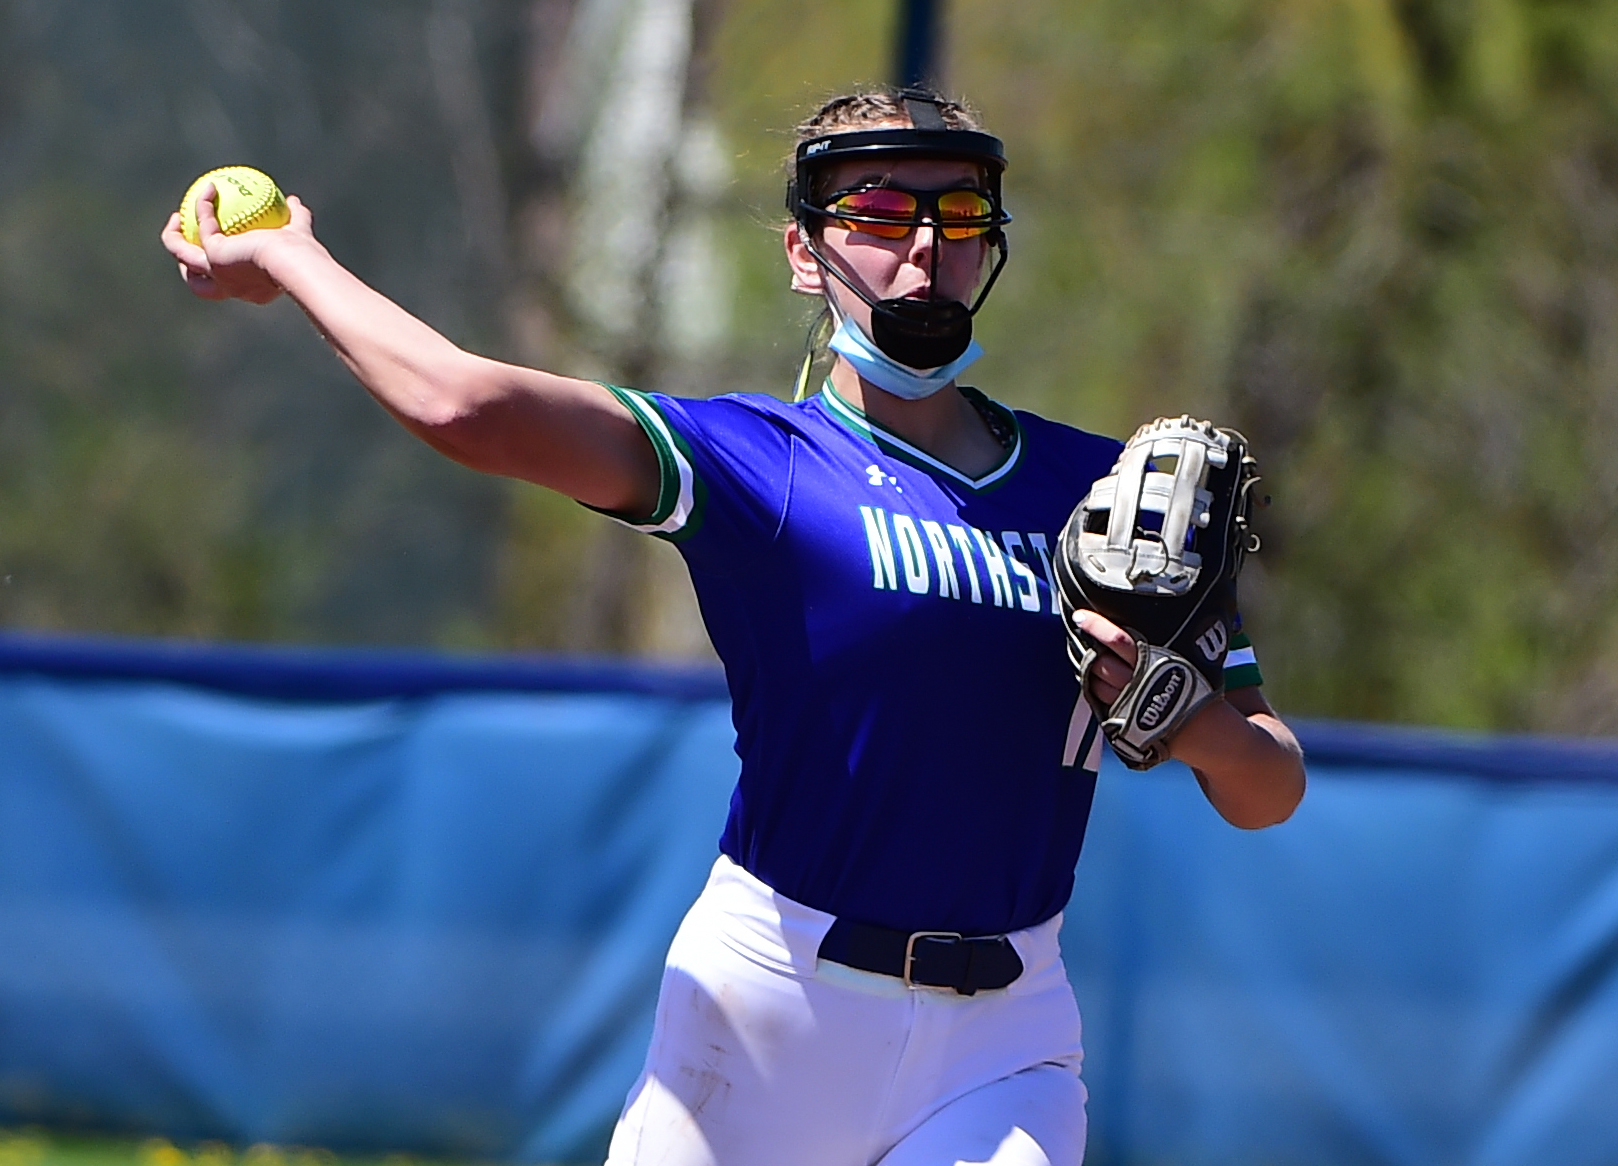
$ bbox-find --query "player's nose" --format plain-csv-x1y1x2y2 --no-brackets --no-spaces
906,222,939,272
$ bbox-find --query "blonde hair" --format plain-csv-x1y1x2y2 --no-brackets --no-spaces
794,87,983,139
788,86,985,204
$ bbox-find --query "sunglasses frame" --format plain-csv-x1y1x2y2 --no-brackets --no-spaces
813,183,1012,242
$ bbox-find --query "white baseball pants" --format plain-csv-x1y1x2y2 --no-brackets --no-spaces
605,856,1087,1166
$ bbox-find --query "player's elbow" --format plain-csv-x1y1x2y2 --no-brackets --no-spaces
1196,745,1305,829
1236,796,1301,830
1236,761,1306,829
401,359,515,460
406,354,498,426
1239,715,1306,828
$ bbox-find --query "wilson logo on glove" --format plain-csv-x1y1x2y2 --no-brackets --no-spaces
1195,622,1228,662
1135,666,1186,732
1053,416,1262,770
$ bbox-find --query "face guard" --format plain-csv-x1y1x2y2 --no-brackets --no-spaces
788,91,1011,369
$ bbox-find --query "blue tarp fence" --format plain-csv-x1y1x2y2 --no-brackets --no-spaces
1,632,1616,1166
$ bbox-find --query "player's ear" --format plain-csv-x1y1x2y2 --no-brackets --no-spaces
784,221,824,295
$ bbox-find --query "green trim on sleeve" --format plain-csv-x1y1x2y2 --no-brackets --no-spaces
581,385,705,542
1223,628,1264,689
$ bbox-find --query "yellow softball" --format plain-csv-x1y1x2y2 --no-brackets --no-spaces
178,166,290,245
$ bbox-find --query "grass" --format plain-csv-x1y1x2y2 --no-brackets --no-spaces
0,1130,511,1166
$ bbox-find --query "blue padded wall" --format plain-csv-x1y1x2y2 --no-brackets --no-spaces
2,633,1616,1165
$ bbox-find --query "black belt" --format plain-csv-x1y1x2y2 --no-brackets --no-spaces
817,917,1024,996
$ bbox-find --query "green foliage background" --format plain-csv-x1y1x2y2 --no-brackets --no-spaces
0,0,516,644
0,1129,491,1166
6,0,1618,731
709,0,1618,733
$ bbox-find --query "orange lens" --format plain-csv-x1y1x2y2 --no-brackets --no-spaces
829,189,919,239
826,188,995,241
937,190,994,240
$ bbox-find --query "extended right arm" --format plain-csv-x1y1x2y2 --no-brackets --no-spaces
161,188,660,516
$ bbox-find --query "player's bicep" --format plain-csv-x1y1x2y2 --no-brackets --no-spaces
1224,684,1275,719
426,363,661,515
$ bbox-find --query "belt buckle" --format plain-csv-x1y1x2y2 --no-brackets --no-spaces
903,930,963,989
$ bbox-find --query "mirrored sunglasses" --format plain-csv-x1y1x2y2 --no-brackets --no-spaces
823,186,997,241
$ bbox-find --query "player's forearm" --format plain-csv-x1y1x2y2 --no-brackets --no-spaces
259,235,494,431
1171,699,1305,828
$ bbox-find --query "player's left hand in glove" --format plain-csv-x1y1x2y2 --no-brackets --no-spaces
1053,415,1261,770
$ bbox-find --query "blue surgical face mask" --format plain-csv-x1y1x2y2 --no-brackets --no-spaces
826,311,983,402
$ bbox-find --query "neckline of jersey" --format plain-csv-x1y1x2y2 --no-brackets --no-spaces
818,380,1025,493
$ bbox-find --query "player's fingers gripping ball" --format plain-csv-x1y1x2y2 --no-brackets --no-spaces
177,166,290,245
1054,416,1262,770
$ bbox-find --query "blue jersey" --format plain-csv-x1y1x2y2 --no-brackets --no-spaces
603,382,1261,936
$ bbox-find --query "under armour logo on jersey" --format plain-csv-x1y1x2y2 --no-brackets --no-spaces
865,464,899,488
1195,622,1228,661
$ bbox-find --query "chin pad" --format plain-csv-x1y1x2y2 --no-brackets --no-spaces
870,298,973,369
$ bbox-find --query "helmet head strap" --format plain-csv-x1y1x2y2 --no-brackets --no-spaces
900,88,948,131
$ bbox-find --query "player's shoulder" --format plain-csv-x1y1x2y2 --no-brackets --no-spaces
1010,406,1122,457
628,389,845,469
640,387,819,433
983,396,1123,484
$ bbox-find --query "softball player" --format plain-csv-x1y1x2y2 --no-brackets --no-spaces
163,87,1304,1166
